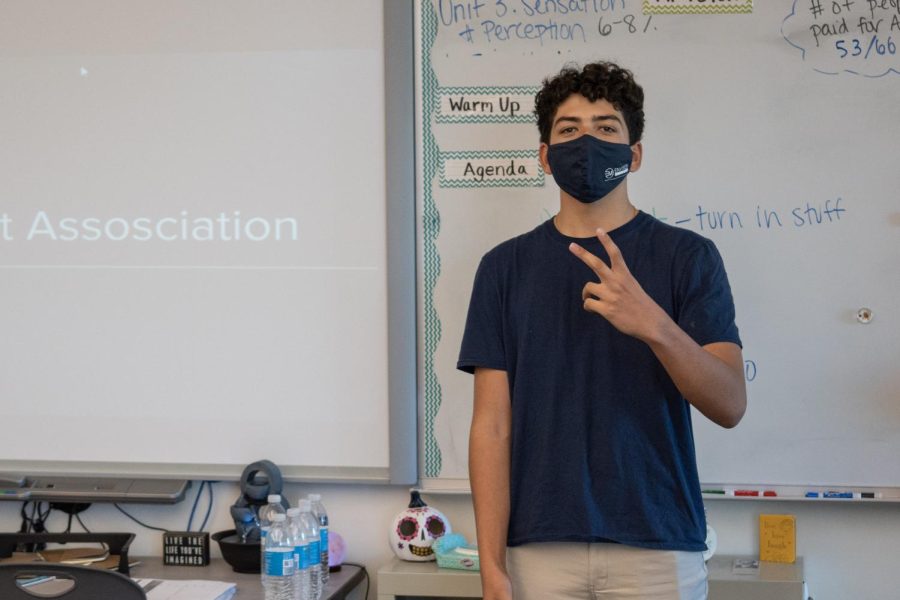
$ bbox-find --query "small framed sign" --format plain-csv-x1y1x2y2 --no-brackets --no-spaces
162,531,210,566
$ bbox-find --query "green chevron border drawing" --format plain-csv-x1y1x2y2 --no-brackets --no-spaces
643,0,752,14
421,0,442,479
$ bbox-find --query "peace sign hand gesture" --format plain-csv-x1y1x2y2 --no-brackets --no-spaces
568,228,670,343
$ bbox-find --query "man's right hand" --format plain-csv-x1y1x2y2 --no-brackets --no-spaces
481,573,513,600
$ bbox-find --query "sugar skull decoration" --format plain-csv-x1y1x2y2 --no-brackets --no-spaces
389,491,452,561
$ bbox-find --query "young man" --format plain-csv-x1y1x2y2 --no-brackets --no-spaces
458,62,746,600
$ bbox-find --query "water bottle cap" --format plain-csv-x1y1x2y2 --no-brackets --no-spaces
287,507,301,517
267,494,281,503
308,493,321,501
298,499,312,511
271,513,286,522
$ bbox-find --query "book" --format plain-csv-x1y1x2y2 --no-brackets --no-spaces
759,513,796,563
38,547,110,565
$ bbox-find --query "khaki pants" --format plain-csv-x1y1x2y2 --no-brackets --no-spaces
507,542,707,600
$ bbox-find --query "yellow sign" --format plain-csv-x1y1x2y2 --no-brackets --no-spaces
759,514,796,564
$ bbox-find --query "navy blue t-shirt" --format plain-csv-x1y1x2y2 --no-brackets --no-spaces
457,211,741,551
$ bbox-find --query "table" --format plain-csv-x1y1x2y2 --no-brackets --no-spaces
706,555,805,600
377,555,805,600
377,558,482,599
133,557,366,600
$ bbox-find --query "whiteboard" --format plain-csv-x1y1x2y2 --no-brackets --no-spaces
416,0,900,490
0,0,416,483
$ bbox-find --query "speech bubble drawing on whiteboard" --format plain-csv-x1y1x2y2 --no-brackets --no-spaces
782,0,900,77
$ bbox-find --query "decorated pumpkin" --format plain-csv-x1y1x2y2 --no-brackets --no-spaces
389,491,451,561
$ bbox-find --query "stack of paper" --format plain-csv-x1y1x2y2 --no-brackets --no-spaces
135,578,236,600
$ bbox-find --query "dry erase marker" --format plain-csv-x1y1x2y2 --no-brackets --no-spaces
763,490,777,497
702,489,726,495
805,491,820,498
855,492,882,499
824,491,853,499
733,490,759,497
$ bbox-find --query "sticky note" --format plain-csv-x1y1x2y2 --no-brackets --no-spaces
759,514,796,563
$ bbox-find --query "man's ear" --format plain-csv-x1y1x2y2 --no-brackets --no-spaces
630,141,643,173
539,143,551,174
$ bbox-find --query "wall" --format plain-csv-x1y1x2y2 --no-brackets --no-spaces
3,486,900,599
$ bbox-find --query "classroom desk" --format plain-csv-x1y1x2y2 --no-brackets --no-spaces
377,555,805,600
133,557,366,600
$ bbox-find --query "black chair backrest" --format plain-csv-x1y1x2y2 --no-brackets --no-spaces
0,563,147,599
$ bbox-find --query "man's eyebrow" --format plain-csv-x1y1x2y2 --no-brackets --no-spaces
553,114,623,127
592,114,623,124
553,115,581,127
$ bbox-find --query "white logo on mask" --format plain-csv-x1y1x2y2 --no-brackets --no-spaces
605,164,630,181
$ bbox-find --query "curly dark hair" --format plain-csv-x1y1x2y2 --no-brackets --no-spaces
534,61,644,145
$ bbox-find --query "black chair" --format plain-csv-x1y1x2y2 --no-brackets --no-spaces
0,563,147,599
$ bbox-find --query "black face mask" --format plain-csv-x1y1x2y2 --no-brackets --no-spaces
547,135,633,203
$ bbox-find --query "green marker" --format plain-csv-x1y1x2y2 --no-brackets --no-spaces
702,489,726,495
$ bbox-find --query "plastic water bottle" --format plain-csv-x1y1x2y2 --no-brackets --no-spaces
259,494,286,570
308,494,330,586
286,508,310,600
262,513,295,600
298,499,322,600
